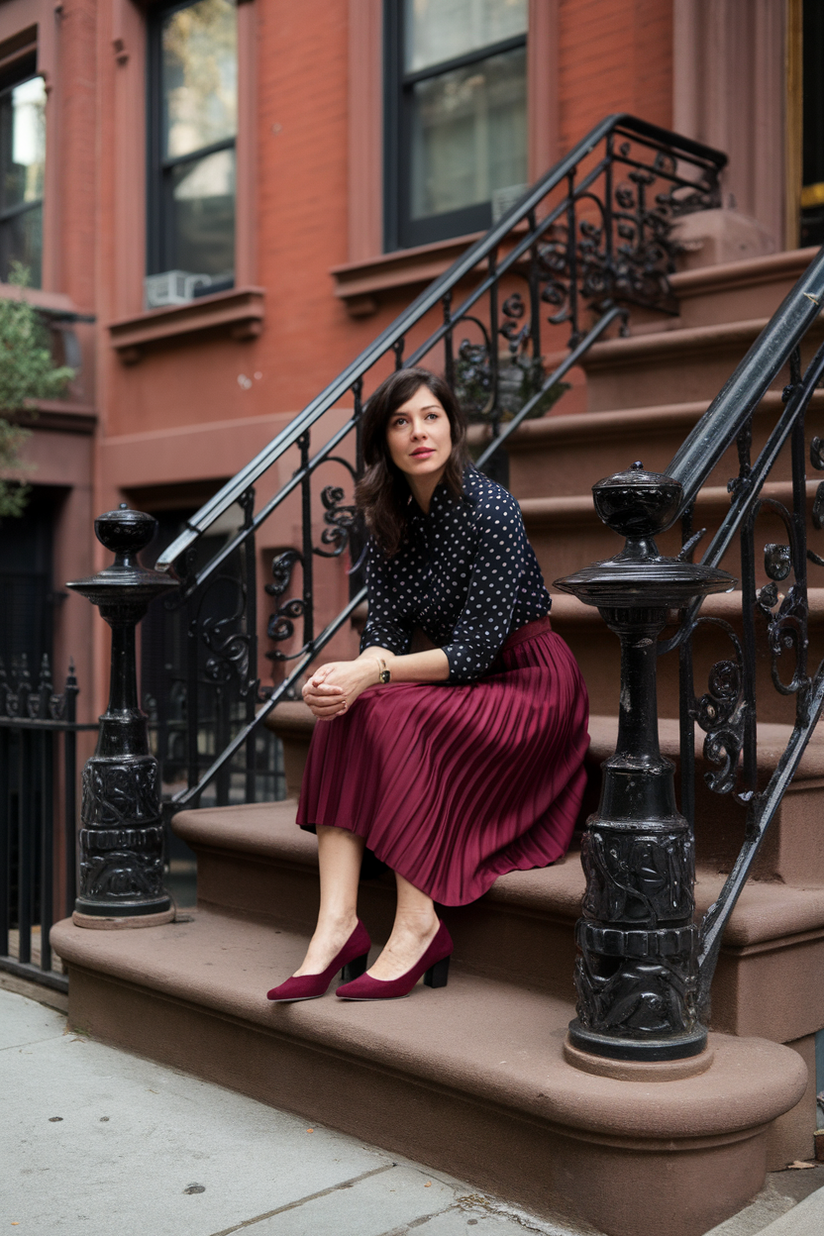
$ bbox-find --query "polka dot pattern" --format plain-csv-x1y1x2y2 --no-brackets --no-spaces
360,466,552,684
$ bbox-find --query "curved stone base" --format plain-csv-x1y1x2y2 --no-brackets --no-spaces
568,1016,709,1061
72,907,176,930
563,1035,715,1081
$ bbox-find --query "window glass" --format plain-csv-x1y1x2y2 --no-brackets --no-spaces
405,0,527,72
409,46,526,220
162,0,237,159
0,74,46,285
170,147,235,275
0,202,42,283
148,0,237,293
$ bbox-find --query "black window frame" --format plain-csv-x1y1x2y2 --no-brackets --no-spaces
383,0,527,252
146,0,237,284
0,51,44,287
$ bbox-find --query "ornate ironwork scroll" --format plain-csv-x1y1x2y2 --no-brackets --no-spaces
265,415,363,667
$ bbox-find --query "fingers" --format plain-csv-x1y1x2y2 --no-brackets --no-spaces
310,698,350,720
303,682,343,698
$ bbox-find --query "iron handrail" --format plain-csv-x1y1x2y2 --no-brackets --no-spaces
157,113,726,574
659,330,824,656
666,246,824,511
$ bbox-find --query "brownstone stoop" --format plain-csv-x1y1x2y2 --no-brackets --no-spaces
52,249,824,1236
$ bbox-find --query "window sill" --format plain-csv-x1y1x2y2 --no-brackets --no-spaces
0,282,81,314
8,400,96,434
330,233,485,317
108,286,266,363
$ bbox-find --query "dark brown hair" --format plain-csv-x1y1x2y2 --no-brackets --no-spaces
355,367,468,556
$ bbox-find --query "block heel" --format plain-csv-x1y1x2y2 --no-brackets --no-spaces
336,921,453,1000
340,951,369,983
423,955,450,988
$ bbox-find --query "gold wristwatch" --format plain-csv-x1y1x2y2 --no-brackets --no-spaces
375,657,391,684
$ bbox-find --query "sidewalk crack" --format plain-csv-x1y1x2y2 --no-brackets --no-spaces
0,1034,68,1053
206,1163,396,1236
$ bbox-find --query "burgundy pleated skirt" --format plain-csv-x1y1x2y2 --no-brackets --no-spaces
295,617,590,906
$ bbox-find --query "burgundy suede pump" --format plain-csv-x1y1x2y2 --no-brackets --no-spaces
335,921,452,1000
266,919,371,1002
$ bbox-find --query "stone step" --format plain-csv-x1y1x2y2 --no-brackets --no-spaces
524,482,824,589
578,316,824,414
172,774,824,1044
504,390,824,501
50,906,808,1236
667,247,820,331
550,590,824,733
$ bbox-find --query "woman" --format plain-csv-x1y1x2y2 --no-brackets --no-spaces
266,367,589,1003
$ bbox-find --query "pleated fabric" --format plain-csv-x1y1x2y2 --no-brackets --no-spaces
295,618,590,906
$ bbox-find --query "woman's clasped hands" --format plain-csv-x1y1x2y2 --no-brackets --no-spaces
301,658,383,720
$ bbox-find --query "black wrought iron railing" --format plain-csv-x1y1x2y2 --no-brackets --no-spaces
558,244,824,1061
0,655,93,993
148,113,727,814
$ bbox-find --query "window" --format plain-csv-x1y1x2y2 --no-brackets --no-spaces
384,0,528,251
0,61,46,286
147,0,237,303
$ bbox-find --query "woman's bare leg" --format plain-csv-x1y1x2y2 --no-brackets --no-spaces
367,871,440,981
293,825,365,976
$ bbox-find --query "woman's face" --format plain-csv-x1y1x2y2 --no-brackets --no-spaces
385,383,452,483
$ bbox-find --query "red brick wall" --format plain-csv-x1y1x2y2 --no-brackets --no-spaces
56,0,98,314
558,0,673,151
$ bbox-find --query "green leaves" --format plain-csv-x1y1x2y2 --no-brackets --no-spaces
0,262,75,517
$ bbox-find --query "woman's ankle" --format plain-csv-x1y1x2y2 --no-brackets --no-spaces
394,910,439,937
314,910,359,939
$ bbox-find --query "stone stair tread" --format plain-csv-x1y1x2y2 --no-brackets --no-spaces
174,792,824,949
669,246,820,298
49,907,804,1144
504,389,824,453
521,480,824,522
582,317,783,366
263,706,824,779
504,400,710,450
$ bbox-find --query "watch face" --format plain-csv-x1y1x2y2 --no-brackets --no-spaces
379,669,391,683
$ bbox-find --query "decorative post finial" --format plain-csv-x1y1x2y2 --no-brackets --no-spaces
67,506,179,926
556,463,734,1061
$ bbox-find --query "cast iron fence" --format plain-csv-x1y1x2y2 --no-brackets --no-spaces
0,655,93,993
149,113,727,815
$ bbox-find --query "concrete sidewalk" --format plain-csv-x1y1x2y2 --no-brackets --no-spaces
2,979,823,1236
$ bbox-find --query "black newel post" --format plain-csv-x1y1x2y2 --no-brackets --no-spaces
67,506,179,926
556,463,734,1061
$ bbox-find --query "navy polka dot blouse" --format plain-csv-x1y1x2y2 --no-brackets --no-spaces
360,466,552,684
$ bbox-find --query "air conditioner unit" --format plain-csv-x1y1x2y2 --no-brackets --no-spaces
143,270,214,310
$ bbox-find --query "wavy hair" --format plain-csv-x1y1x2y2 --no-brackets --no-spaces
355,367,468,556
